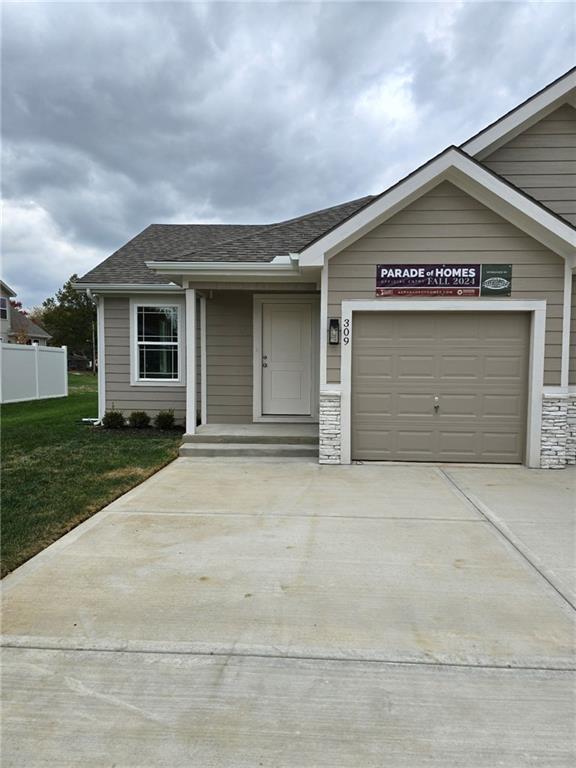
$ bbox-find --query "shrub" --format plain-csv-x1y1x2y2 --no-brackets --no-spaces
102,410,125,429
128,411,151,429
154,409,175,430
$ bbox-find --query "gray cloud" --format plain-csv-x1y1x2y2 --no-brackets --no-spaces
1,1,574,306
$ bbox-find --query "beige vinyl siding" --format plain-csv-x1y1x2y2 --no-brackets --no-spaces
570,274,576,386
205,291,253,424
104,296,187,423
482,104,576,225
327,182,565,386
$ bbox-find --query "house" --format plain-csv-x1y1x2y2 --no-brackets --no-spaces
0,281,52,346
76,68,576,469
0,281,16,342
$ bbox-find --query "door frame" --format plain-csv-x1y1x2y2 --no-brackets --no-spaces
253,294,320,423
339,299,546,467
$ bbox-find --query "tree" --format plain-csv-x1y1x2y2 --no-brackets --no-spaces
31,275,96,365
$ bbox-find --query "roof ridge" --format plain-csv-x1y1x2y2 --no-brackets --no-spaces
148,222,264,230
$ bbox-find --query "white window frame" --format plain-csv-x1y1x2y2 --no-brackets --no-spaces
337,299,546,468
129,297,185,386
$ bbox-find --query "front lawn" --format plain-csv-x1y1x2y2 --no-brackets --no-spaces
1,373,182,576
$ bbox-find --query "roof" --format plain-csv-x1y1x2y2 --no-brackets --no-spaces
76,197,374,285
78,224,266,285
0,280,17,298
10,311,52,339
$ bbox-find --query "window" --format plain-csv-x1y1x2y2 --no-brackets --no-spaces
0,297,7,320
135,304,180,381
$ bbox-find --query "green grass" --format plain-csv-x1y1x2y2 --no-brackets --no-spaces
1,373,182,576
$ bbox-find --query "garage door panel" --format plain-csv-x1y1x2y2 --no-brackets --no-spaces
482,431,524,460
355,354,393,378
396,393,436,416
354,393,393,416
396,355,436,379
483,394,524,418
352,312,529,463
440,355,480,379
396,430,436,456
483,355,526,381
477,313,530,342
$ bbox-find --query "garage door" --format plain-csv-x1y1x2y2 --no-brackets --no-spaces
351,312,530,463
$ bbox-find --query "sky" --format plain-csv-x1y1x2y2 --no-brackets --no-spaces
2,1,575,308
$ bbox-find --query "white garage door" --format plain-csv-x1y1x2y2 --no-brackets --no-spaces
351,311,530,463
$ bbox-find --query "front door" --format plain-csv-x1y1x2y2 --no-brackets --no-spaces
262,302,312,415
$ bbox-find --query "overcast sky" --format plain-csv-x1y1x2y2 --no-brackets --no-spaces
2,1,575,307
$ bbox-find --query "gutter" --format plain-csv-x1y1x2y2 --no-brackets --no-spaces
145,260,300,274
73,283,185,293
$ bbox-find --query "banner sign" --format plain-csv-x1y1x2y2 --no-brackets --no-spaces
376,263,512,297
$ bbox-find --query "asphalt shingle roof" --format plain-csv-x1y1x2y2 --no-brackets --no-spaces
77,196,375,285
11,311,51,339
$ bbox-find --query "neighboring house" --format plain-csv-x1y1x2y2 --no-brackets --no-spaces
9,311,52,346
0,280,16,342
76,68,576,469
0,281,52,345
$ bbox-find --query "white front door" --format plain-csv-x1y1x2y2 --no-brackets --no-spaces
262,302,312,415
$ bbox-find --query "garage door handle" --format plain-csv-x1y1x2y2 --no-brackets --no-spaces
434,397,440,412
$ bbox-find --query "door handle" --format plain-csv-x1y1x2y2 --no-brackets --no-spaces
262,362,268,368
434,396,440,412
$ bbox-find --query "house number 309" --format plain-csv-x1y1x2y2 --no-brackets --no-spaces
342,319,350,345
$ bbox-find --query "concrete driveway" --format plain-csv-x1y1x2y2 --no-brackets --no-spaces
2,459,575,766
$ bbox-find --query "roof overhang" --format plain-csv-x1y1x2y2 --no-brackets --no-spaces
298,148,576,268
144,260,317,284
0,280,17,298
462,68,576,158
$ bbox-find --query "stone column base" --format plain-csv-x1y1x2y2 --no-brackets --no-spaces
319,390,342,464
540,395,574,469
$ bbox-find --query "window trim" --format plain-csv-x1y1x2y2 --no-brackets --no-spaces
0,297,8,320
129,298,185,386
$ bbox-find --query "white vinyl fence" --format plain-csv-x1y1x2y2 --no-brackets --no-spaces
0,343,68,404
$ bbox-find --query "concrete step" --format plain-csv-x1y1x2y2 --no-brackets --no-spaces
182,433,318,445
179,442,319,458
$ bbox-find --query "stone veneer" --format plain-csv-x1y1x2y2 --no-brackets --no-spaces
319,390,342,464
540,395,575,469
567,396,576,466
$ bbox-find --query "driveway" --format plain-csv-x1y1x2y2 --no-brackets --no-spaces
2,459,575,766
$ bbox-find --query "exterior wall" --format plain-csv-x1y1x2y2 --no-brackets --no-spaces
103,295,187,423
326,182,565,387
570,274,576,386
205,291,253,424
0,287,12,341
482,104,576,225
0,314,11,341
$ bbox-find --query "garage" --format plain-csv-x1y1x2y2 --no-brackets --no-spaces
351,311,530,463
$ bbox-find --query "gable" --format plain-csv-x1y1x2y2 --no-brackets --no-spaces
482,105,576,225
326,182,565,387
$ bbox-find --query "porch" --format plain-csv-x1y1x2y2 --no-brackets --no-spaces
180,423,319,458
184,289,321,434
